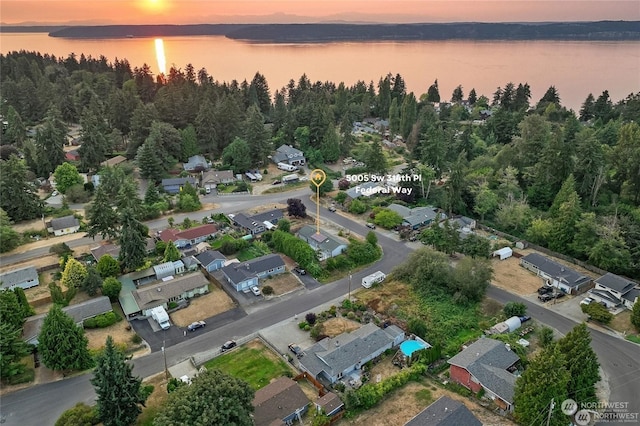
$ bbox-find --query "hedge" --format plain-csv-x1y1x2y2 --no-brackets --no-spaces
83,311,121,329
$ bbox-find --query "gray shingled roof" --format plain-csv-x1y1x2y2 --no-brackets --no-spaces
132,272,209,311
161,177,197,187
195,250,226,266
252,209,284,223
623,288,640,303
299,323,399,381
404,396,481,426
315,392,343,415
595,273,637,294
50,215,80,230
387,203,412,218
0,266,39,289
221,254,284,285
521,253,590,288
590,289,622,305
273,144,304,164
447,338,519,404
253,377,309,426
297,225,347,254
232,213,264,233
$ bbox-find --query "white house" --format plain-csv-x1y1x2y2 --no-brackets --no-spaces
47,215,80,236
297,225,348,261
589,273,639,310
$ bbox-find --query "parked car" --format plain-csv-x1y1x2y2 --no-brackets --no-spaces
553,292,566,299
187,321,206,331
328,206,337,212
251,286,261,296
272,180,282,185
538,293,553,302
519,315,531,323
221,340,237,352
51,190,59,197
580,297,593,305
293,266,306,275
537,286,553,295
288,343,303,358
366,223,376,229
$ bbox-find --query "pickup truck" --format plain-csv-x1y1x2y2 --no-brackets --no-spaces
288,343,303,358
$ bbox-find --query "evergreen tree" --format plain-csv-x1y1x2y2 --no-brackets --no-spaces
548,190,582,253
0,208,20,253
364,140,387,174
319,124,340,163
0,322,30,379
33,106,67,176
0,289,27,331
3,105,26,147
400,93,418,139
60,258,88,290
163,241,181,262
81,267,103,297
87,186,120,240
136,139,165,182
389,98,400,135
514,345,570,426
426,79,440,102
180,125,199,162
579,93,596,121
468,88,477,105
91,336,148,426
39,305,93,373
144,183,161,206
78,106,111,172
451,85,464,103
195,98,218,154
116,177,144,220
13,287,35,317
0,155,43,222
127,104,159,158
243,104,271,167
249,72,271,116
118,209,148,271
557,323,600,404
632,299,640,332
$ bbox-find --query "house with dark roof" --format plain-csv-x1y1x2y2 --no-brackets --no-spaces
120,271,210,317
297,225,347,261
23,296,112,346
0,266,39,290
590,273,639,310
298,323,405,385
200,169,236,190
272,144,306,166
230,209,283,236
47,215,80,236
90,244,121,262
252,377,310,426
345,181,387,199
182,155,210,172
520,253,592,295
314,392,344,417
159,224,217,248
220,254,285,292
161,177,197,194
387,203,443,230
447,338,519,411
404,396,482,426
195,250,226,272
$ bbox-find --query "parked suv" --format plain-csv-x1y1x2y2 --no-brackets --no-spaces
366,223,376,229
293,266,306,275
288,343,303,358
221,340,237,352
537,286,553,295
538,293,553,302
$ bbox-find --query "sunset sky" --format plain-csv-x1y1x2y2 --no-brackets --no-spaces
2,0,639,25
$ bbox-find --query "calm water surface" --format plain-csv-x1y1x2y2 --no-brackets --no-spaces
1,33,639,111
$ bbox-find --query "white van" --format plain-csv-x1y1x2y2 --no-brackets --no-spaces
277,162,298,172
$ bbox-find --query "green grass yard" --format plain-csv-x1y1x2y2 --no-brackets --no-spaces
203,341,293,390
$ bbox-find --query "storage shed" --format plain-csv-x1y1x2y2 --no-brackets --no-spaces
153,262,175,280
493,247,513,260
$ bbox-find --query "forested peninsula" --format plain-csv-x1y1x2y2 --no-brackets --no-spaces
41,21,640,41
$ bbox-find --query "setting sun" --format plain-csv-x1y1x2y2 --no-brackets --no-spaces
141,0,168,14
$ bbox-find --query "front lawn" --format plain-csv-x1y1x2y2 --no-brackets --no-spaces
203,340,293,390
237,244,271,262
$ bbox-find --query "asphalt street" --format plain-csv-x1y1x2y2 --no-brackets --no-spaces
1,189,638,426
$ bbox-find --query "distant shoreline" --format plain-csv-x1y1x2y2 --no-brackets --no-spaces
2,21,639,42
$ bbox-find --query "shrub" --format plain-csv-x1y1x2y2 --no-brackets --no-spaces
55,402,99,426
305,312,317,325
168,301,178,309
84,312,119,329
298,321,309,329
7,368,34,385
131,334,142,344
347,311,356,320
167,378,185,394
310,324,322,339
581,302,613,324
262,285,274,295
50,242,73,256
102,277,122,302
304,324,311,331
334,382,346,392
83,318,97,328
503,302,527,317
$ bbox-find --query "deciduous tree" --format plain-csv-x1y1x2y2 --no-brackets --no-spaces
163,241,180,262
81,267,103,297
97,255,120,278
60,258,88,290
287,198,307,218
102,277,122,302
222,137,251,174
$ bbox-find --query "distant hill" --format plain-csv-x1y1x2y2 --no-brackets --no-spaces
1,26,70,33
46,21,640,41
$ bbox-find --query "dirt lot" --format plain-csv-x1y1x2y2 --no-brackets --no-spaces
320,317,361,337
170,287,236,327
490,255,542,295
262,272,302,296
85,313,141,352
340,379,517,426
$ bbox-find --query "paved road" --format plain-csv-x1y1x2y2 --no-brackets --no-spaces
2,192,638,426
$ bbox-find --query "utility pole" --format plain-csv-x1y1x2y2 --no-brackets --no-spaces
162,339,169,380
546,398,555,426
348,271,352,301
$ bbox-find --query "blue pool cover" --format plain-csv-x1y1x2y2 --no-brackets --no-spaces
400,340,426,357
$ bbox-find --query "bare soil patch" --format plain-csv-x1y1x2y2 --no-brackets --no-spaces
170,287,236,327
263,273,302,296
490,255,542,295
369,355,403,383
609,310,635,335
85,317,138,351
320,317,361,337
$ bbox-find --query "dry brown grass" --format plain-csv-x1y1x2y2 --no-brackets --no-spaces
263,273,302,296
320,317,361,337
85,316,139,351
490,256,542,295
170,287,236,327
609,310,635,335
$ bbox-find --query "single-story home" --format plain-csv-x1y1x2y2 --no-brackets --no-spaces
314,392,344,418
100,155,127,168
589,273,639,310
492,247,513,261
272,144,306,166
0,266,40,290
23,296,113,346
65,150,80,161
47,215,80,236
448,338,519,412
129,267,157,286
297,225,348,261
161,177,198,194
159,224,217,249
387,203,442,230
520,253,592,295
252,377,310,426
230,209,283,236
181,256,199,272
182,155,210,172
298,322,405,385
195,250,227,272
200,170,236,190
220,253,285,292
345,181,387,199
122,271,210,318
90,244,121,262
404,396,482,426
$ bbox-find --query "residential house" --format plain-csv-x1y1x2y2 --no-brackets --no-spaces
252,377,310,426
447,338,519,412
159,224,217,249
120,271,210,318
272,144,306,166
298,322,405,385
128,267,157,286
100,155,127,168
404,396,482,426
388,203,442,230
195,250,227,272
90,244,121,262
153,262,176,280
230,209,283,235
220,253,285,292
181,256,199,272
47,215,80,236
182,155,210,172
314,392,344,418
201,170,236,191
589,273,639,310
65,150,80,161
161,177,198,194
520,253,592,295
297,225,347,261
451,215,477,231
0,266,40,290
345,181,387,199
23,296,113,345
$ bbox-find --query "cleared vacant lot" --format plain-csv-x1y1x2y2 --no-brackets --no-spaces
490,256,542,295
170,286,235,327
